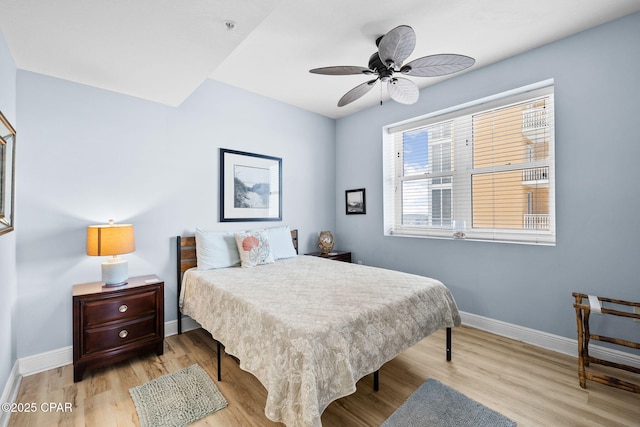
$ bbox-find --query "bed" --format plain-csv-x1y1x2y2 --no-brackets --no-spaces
177,227,461,427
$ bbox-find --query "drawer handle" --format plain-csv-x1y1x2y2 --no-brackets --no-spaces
119,304,128,313
119,330,129,339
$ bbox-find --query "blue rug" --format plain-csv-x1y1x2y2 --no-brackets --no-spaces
381,378,516,427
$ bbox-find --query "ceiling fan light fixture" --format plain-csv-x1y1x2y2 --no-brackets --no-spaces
309,25,475,107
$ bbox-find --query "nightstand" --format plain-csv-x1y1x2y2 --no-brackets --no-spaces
72,275,164,382
306,251,352,263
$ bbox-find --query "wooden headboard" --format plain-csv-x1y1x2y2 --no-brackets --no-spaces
176,229,298,333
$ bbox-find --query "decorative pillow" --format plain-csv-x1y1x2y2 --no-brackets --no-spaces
234,230,274,268
266,225,297,259
195,228,240,270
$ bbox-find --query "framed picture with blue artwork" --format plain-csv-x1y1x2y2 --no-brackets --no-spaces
219,148,282,222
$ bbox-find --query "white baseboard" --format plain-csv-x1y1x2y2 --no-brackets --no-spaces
18,346,72,377
460,311,640,369
164,316,201,336
0,361,21,427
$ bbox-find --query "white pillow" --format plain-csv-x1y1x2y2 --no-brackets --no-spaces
266,226,298,259
195,228,240,270
234,230,275,268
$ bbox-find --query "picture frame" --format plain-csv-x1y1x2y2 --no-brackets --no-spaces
345,188,366,215
220,148,282,222
0,111,16,236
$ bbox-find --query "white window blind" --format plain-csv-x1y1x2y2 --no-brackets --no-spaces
383,81,555,245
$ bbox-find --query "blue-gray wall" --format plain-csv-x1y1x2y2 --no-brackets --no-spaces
4,10,640,368
14,74,335,357
335,12,640,345
0,28,17,395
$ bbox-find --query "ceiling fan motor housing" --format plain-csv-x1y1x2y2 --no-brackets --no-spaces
368,52,393,81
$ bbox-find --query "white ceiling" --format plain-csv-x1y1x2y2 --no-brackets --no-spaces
1,0,639,119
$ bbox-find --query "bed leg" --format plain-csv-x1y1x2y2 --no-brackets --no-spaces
446,327,452,361
217,341,222,381
373,370,379,391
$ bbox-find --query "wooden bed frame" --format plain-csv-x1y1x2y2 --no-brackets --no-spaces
176,228,452,388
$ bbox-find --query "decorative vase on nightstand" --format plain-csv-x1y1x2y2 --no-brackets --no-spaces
318,231,334,255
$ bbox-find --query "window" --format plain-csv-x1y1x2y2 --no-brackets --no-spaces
383,81,555,245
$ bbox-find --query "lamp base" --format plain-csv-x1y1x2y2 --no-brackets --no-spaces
103,281,128,287
102,258,128,286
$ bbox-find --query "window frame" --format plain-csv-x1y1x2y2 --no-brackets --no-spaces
383,80,556,245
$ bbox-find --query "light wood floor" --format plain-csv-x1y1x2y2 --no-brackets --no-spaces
7,326,640,426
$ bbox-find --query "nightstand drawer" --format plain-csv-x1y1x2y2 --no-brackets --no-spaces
82,289,159,326
84,316,158,354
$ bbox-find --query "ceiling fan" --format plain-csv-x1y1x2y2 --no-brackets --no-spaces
310,25,475,107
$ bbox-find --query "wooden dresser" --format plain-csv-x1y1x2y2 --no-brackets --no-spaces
72,275,164,382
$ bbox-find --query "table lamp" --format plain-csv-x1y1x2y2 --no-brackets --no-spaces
86,219,135,286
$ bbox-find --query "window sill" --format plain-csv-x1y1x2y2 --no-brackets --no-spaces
386,228,556,246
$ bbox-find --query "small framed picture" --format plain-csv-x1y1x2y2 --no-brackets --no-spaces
220,148,282,222
345,188,366,215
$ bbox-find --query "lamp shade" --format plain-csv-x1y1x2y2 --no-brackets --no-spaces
87,223,135,256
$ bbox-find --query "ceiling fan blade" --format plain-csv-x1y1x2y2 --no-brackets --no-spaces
309,66,373,75
400,54,475,77
378,25,416,68
338,79,378,107
387,77,419,105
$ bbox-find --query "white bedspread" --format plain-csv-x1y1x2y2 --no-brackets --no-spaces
180,255,460,427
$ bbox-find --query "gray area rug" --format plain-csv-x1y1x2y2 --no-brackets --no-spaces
129,364,227,427
381,378,516,427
